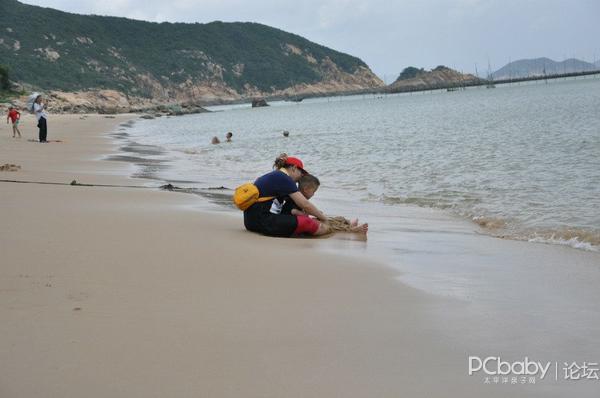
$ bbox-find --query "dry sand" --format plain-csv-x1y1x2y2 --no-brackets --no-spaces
1,114,598,397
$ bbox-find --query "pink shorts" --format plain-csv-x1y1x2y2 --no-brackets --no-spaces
294,215,320,235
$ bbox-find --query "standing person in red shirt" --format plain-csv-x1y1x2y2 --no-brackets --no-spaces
6,106,22,138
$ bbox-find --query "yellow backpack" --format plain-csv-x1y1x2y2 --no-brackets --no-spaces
233,183,274,211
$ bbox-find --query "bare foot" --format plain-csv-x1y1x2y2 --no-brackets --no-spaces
350,222,368,234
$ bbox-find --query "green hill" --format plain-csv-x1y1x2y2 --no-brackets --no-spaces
0,0,382,101
389,66,481,92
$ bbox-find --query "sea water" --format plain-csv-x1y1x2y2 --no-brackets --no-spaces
117,77,600,253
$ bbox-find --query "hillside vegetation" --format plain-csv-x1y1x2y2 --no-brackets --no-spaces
389,66,481,92
0,0,382,102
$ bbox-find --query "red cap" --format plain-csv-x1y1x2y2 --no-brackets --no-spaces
285,156,308,175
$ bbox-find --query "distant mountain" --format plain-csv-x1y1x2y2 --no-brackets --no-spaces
596,60,600,68
388,65,481,92
0,0,383,104
491,58,597,80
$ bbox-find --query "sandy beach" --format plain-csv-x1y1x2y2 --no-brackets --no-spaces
1,114,600,397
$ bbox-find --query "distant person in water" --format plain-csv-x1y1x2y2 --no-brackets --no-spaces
6,106,22,138
283,130,290,137
226,132,233,142
211,136,220,144
33,95,48,143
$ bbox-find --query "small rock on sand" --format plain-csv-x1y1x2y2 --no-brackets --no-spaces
0,164,21,171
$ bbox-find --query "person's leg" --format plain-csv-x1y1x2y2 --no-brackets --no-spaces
15,122,21,137
42,118,47,142
294,215,329,236
263,214,299,237
312,222,332,236
39,117,47,142
12,124,16,137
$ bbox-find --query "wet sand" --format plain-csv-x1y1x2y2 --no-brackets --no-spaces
1,114,599,397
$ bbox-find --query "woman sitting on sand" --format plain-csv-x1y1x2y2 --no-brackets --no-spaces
243,155,331,237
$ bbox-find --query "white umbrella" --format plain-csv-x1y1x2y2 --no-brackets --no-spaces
26,92,40,112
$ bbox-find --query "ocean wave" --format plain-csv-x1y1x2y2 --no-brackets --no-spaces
466,214,599,252
523,228,600,252
368,194,599,252
527,235,599,252
484,225,600,252
472,216,507,230
369,192,483,211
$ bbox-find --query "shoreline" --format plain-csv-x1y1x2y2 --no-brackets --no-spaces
3,69,599,116
2,114,600,397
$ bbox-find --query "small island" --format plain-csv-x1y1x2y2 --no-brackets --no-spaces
388,65,481,93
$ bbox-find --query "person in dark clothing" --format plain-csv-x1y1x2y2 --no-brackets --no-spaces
243,155,330,237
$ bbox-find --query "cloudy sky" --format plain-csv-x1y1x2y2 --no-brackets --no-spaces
21,0,600,82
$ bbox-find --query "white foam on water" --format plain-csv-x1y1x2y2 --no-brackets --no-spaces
528,235,599,252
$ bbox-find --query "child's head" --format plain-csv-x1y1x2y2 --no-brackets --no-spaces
298,174,320,199
226,132,233,139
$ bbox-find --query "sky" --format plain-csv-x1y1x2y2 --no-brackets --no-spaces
20,0,600,83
